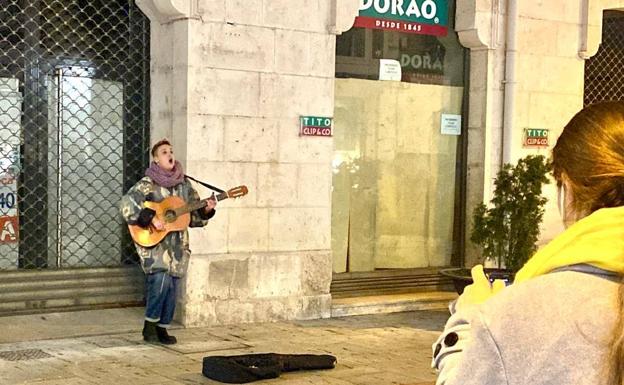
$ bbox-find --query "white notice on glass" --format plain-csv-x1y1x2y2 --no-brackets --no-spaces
441,114,462,135
379,59,401,81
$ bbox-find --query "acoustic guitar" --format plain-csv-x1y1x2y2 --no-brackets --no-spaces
128,185,248,247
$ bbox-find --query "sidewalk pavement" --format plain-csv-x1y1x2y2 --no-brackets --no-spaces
0,307,449,385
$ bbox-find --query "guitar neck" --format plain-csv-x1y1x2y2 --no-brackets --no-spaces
178,191,228,215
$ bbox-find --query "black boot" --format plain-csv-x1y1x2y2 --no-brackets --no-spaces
156,326,177,345
142,320,159,343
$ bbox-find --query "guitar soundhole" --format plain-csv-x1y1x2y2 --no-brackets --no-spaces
164,210,177,222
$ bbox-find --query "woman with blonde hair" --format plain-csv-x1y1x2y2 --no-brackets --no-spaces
432,101,624,384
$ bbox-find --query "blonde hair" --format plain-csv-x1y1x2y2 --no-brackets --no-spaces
552,101,624,384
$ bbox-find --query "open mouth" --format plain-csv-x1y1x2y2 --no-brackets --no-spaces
168,158,173,165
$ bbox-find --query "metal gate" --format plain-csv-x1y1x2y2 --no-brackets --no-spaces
585,11,624,106
0,0,150,314
46,71,125,268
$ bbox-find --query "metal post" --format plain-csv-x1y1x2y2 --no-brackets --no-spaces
55,68,63,268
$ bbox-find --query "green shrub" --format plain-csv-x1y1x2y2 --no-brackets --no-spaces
470,155,551,272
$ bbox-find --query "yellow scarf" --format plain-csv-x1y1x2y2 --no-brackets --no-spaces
514,206,624,283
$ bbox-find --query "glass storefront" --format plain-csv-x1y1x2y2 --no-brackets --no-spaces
332,1,465,273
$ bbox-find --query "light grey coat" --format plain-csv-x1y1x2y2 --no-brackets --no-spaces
433,267,619,385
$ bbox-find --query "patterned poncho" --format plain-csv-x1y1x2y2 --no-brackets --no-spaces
120,176,214,277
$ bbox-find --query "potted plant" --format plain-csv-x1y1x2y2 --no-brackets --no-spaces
442,155,551,294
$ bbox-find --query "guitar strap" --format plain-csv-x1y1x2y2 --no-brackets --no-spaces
184,174,226,194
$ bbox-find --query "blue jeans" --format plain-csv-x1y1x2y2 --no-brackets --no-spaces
145,272,179,327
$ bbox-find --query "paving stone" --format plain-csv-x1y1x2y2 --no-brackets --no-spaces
21,377,95,385
162,339,249,354
145,361,204,380
276,374,355,384
82,336,140,348
69,361,171,385
185,348,254,363
1,363,70,384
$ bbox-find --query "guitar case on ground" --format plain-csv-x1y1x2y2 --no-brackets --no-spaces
202,353,337,383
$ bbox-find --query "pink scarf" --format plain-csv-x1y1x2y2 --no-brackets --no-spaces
145,161,185,188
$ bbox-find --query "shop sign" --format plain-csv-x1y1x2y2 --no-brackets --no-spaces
0,178,18,244
400,53,443,72
379,59,402,81
441,114,461,135
0,142,19,244
0,188,17,215
0,77,21,268
354,0,448,36
300,116,333,137
524,128,549,147
398,36,446,83
0,216,18,243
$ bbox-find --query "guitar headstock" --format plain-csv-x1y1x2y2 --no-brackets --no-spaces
227,185,249,199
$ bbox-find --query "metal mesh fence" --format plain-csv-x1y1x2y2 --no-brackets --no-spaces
0,0,150,270
584,11,624,106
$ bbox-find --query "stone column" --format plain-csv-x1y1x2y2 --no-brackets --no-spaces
136,0,359,326
456,0,506,267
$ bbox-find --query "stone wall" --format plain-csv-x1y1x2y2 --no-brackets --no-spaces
136,0,359,326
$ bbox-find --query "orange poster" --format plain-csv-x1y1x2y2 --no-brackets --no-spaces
0,216,18,243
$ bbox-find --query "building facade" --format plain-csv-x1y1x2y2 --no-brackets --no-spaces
457,0,624,265
1,0,624,323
